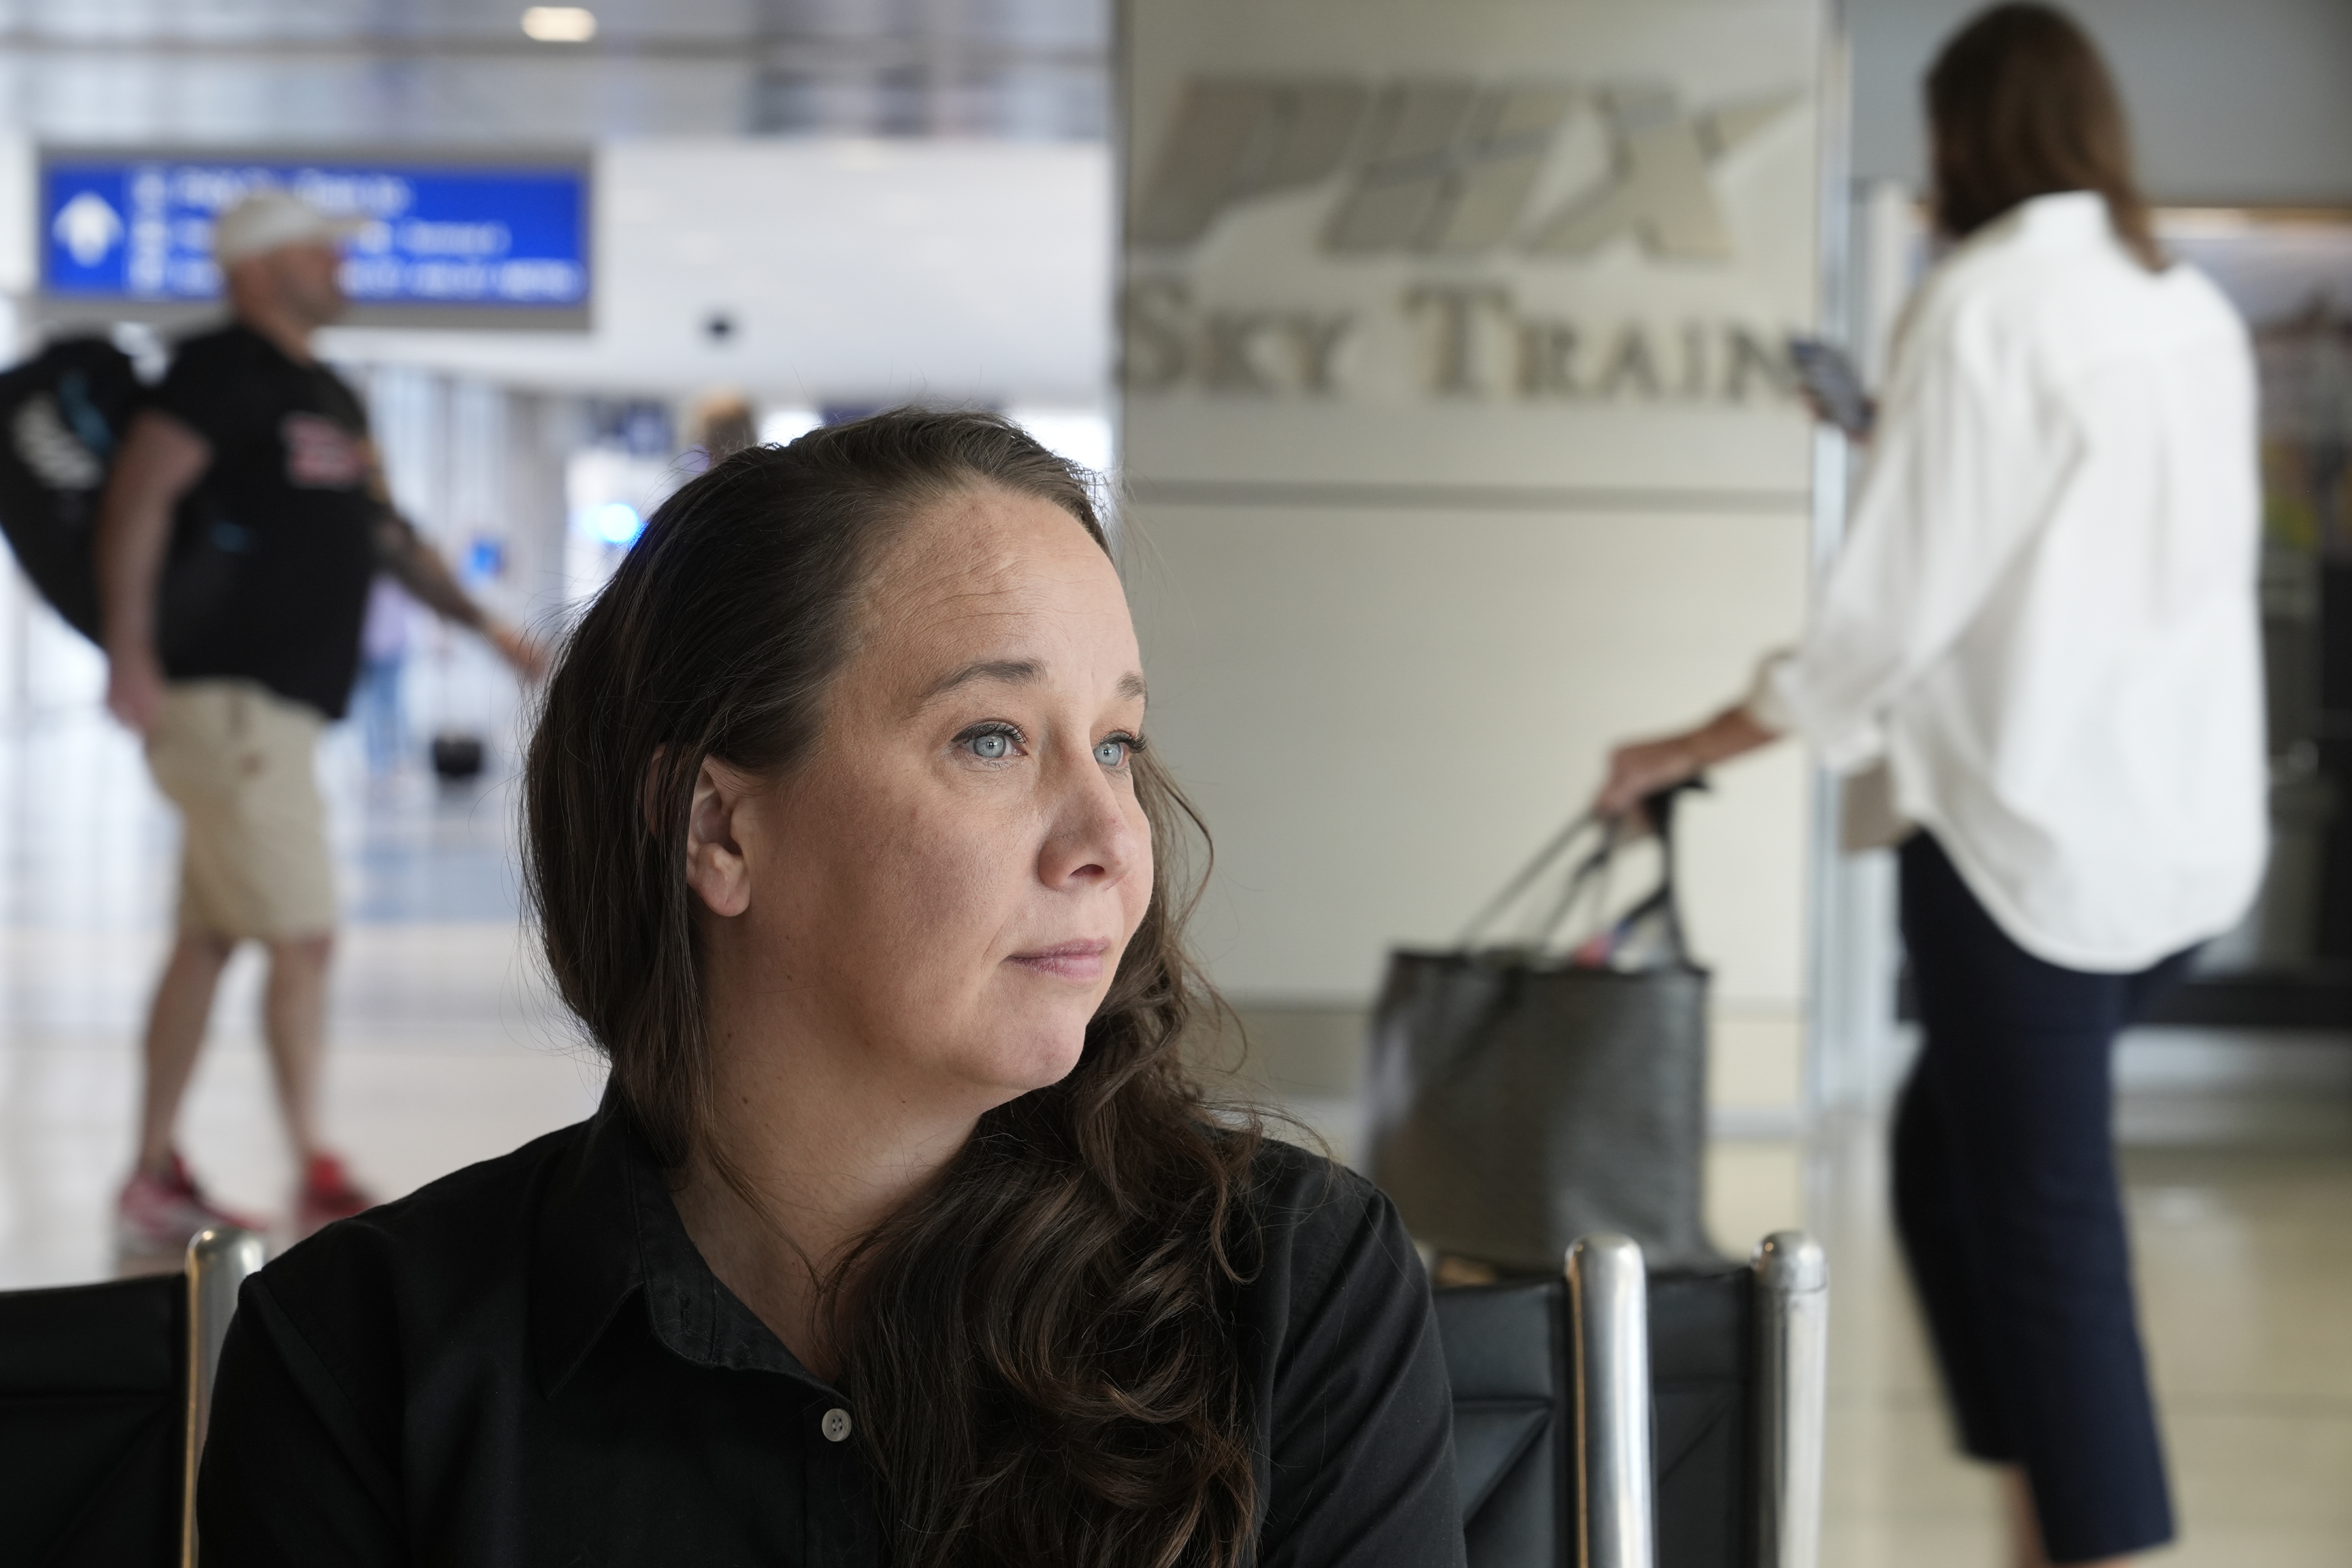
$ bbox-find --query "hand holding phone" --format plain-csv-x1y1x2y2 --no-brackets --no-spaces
1786,335,1876,438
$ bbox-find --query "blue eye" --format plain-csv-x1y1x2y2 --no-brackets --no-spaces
968,730,1013,760
1096,734,1141,768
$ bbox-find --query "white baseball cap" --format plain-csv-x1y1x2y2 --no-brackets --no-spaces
212,189,365,267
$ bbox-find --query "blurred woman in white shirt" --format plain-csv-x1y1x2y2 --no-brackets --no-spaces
1595,8,2263,1566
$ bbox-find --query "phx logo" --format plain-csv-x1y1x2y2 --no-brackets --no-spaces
1125,74,1810,403
1132,76,1799,260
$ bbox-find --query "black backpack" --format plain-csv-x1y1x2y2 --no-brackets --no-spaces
0,337,141,641
0,336,248,653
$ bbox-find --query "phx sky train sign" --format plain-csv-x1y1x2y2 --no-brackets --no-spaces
1124,73,1814,410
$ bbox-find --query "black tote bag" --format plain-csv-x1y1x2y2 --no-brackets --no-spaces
1365,791,1720,1274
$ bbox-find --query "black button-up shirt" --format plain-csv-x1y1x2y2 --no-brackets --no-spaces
199,1104,1465,1565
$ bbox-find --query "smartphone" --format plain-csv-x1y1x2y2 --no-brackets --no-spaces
1786,335,1874,438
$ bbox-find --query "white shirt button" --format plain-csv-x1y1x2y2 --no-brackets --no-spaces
820,1407,853,1443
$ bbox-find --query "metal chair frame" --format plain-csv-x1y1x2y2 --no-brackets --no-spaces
1562,1229,1828,1568
181,1225,267,1567
1746,1233,1827,1568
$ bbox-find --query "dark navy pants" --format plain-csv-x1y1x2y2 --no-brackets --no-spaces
1893,833,2187,1564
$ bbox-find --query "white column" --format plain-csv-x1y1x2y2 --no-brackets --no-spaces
1120,0,1833,1117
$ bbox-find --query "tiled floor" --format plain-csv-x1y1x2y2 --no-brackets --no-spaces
1805,1118,2352,1568
2,704,2347,1563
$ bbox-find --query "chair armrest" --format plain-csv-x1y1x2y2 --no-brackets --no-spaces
1568,1233,1654,1568
1750,1231,1829,1568
182,1225,267,1567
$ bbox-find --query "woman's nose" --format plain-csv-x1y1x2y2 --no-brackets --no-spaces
1038,749,1138,888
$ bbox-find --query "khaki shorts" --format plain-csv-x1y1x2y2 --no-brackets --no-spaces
145,679,335,941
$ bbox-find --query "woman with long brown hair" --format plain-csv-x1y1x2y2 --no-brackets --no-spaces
1597,7,2263,1566
196,409,1465,1566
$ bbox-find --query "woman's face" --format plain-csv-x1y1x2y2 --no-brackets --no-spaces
689,485,1153,1115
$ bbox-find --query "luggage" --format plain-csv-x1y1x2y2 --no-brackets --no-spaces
1366,789,1720,1273
0,335,246,655
0,336,142,639
430,730,487,781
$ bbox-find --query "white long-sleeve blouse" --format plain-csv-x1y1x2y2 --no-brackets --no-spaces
1752,191,2268,972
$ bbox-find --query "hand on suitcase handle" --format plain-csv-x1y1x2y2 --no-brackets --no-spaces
1593,703,1775,819
1607,777,1705,843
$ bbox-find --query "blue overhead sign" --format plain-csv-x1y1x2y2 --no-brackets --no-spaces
39,152,591,325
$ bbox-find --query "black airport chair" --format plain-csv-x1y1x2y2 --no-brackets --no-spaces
1437,1230,1828,1568
0,1227,266,1567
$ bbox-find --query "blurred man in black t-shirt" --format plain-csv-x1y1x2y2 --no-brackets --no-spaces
95,190,541,1256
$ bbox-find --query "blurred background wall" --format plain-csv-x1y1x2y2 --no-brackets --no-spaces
1850,0,2352,203
1117,0,1827,1137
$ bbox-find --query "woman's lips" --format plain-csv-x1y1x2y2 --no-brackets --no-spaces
1006,939,1114,982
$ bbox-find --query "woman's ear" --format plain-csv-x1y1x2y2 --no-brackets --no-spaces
684,757,757,918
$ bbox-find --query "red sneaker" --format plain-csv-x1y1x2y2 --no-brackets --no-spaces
116,1152,263,1259
294,1152,375,1239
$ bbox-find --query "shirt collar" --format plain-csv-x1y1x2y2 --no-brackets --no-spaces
1979,189,2112,252
227,319,310,373
531,1091,821,1397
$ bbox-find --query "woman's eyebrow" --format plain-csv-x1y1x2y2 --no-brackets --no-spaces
917,661,1149,706
921,658,1043,702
